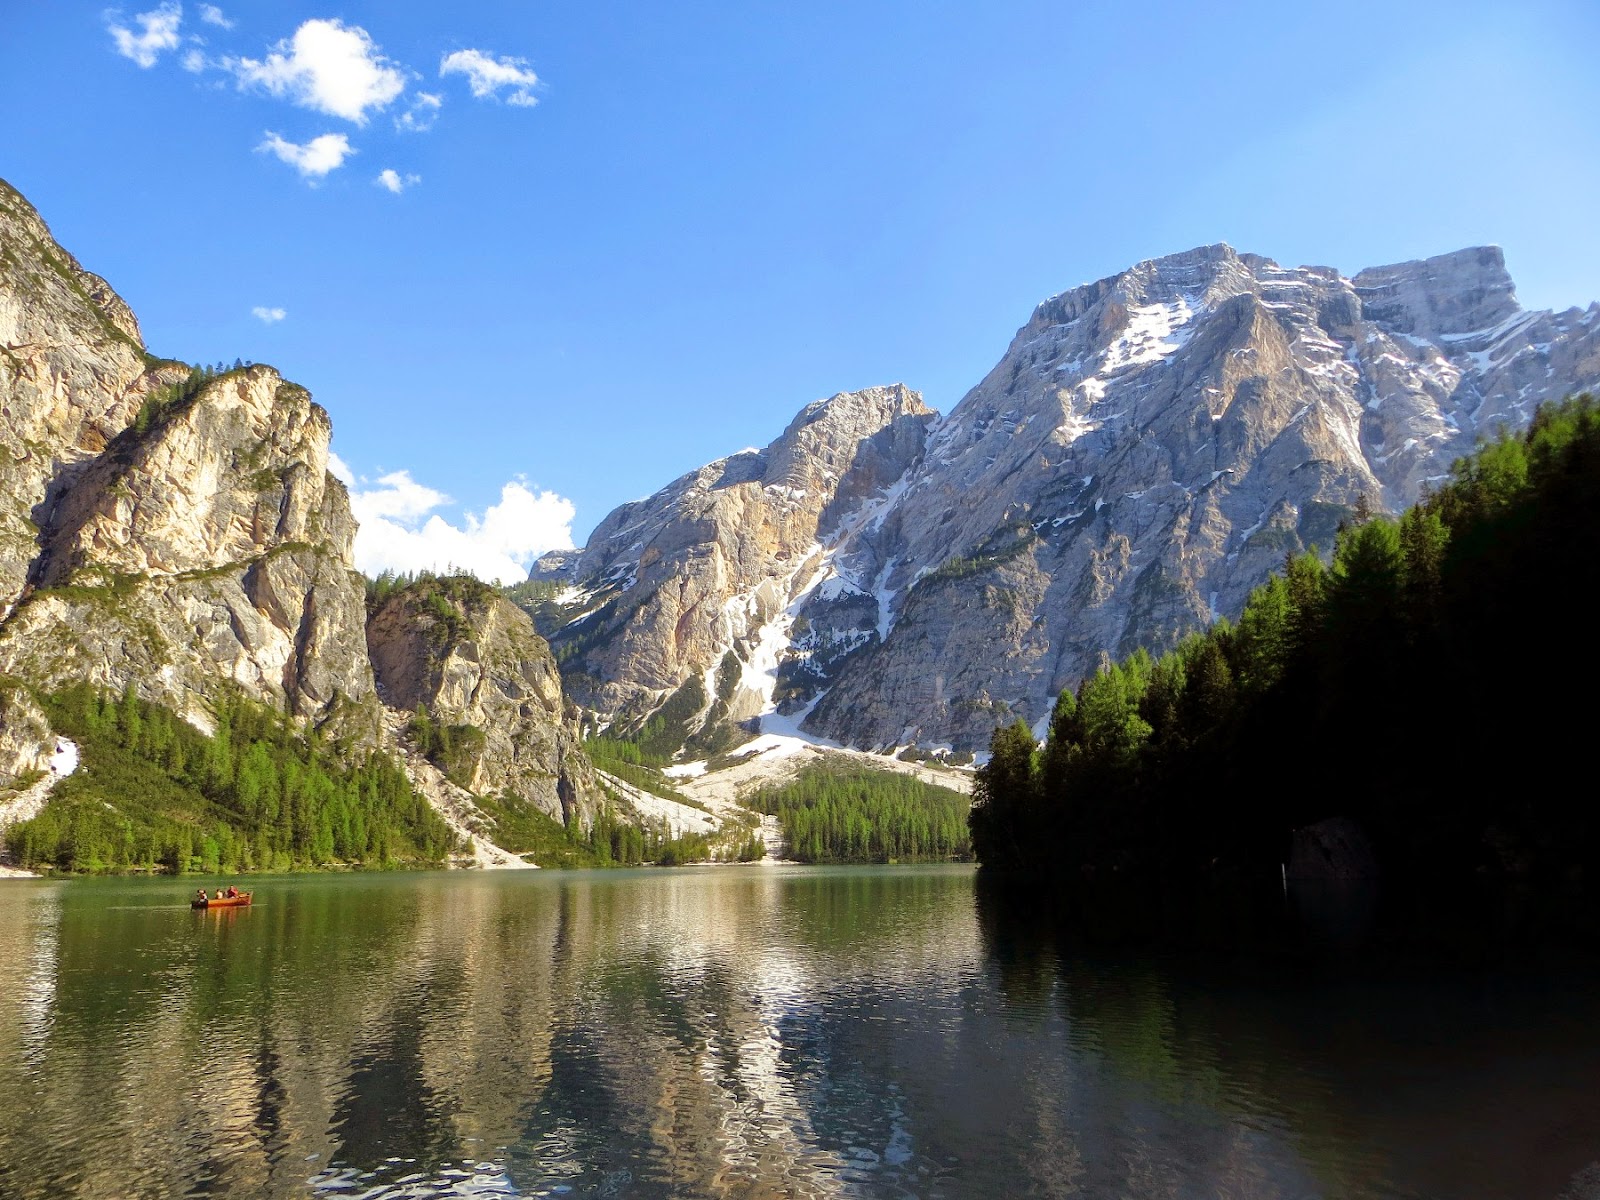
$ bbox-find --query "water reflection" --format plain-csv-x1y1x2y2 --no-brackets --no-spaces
975,880,1600,1199
0,868,1597,1198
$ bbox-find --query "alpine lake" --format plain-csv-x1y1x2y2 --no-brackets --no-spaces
1,866,1597,1199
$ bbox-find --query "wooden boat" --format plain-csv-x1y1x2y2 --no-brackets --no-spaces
191,892,253,909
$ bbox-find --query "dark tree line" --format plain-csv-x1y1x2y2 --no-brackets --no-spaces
971,396,1600,934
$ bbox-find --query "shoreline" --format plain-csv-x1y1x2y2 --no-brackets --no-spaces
2,856,976,881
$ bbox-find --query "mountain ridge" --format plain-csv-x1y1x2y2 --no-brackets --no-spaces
539,241,1600,752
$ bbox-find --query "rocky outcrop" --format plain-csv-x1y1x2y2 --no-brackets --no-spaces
0,180,377,744
0,365,376,728
367,575,602,827
0,178,156,619
2,179,375,775
808,245,1599,749
0,680,76,861
534,384,935,746
542,244,1600,753
0,682,53,790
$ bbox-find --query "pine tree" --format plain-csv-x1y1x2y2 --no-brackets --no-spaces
971,720,1040,870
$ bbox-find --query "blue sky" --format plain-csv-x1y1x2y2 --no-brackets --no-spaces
4,1,1598,580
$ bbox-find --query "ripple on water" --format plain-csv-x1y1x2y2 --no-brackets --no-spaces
308,1158,521,1198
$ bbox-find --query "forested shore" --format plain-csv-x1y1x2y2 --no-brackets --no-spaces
970,396,1600,946
3,686,455,873
0,686,737,875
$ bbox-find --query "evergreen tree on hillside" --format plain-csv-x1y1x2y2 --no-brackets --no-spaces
970,395,1600,938
970,721,1040,870
753,764,972,864
8,686,456,874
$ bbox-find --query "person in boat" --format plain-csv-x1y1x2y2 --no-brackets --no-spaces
214,890,223,901
195,888,208,904
225,886,238,899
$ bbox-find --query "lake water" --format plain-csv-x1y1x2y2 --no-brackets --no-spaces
0,866,1597,1199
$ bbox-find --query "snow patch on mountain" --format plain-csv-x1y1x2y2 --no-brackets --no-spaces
1101,295,1201,373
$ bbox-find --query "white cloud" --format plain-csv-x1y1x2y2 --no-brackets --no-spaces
327,451,354,485
181,48,207,73
251,305,287,324
395,91,443,133
440,48,539,107
198,4,234,29
257,131,354,179
108,3,183,68
231,19,406,124
348,471,576,586
353,470,450,523
376,169,421,194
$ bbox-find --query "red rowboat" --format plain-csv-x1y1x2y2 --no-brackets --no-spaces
191,893,253,909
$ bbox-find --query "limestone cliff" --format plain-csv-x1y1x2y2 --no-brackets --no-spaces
0,176,386,788
533,384,935,749
809,245,1599,749
0,366,376,729
367,576,601,827
0,177,154,619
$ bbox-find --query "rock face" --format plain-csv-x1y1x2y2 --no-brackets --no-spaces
0,177,380,778
367,576,601,827
0,178,151,619
0,179,603,863
0,367,376,726
533,384,935,748
0,682,53,784
542,244,1600,752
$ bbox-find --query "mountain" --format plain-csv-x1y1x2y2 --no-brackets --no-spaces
0,178,600,863
0,178,372,732
530,384,935,752
538,244,1600,752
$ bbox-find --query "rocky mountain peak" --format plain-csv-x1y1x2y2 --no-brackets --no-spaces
0,362,372,724
759,384,928,493
764,384,934,538
1,179,616,870
773,382,929,439
0,175,381,733
1351,246,1518,339
1031,243,1252,331
532,383,938,748
803,243,1598,749
0,180,144,351
1,179,155,614
544,241,1600,756
31,365,345,588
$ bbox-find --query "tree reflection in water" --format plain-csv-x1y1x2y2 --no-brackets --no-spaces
0,870,1597,1199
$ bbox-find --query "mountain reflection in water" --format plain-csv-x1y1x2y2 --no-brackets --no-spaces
0,867,1596,1199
